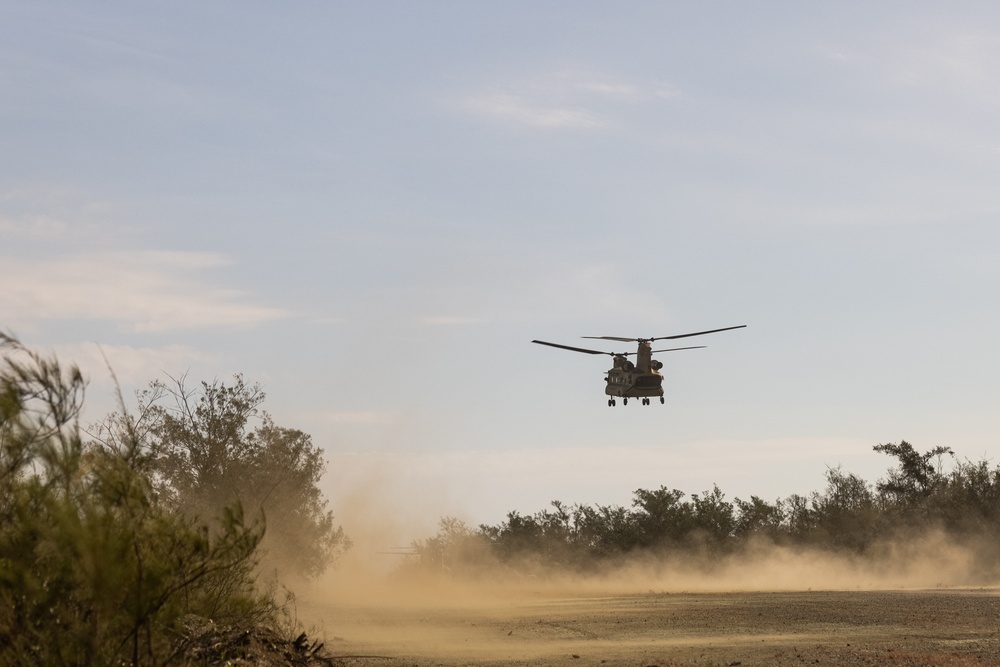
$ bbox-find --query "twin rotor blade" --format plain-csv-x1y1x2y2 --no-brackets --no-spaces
650,345,706,353
534,326,744,357
584,324,746,343
531,340,614,356
531,340,706,357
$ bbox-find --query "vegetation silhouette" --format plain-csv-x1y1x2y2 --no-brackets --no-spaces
0,333,345,665
412,441,1000,582
122,373,351,579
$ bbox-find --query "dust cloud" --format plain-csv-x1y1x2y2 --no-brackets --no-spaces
297,533,996,664
312,528,989,607
319,484,996,598
293,491,999,663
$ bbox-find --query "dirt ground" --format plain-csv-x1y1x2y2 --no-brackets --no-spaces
302,586,1000,667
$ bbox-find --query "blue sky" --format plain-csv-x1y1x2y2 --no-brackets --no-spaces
3,2,1000,542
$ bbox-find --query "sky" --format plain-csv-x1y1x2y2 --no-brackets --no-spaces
3,2,1000,545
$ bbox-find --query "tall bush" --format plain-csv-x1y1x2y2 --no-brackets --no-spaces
141,375,350,579
0,334,273,666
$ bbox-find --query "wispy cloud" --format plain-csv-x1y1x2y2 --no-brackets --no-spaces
463,92,607,129
0,187,132,241
0,250,289,332
52,342,214,387
295,410,388,425
459,72,678,129
518,262,669,324
575,81,639,97
892,29,1000,100
420,315,481,326
819,26,1000,107
0,187,288,333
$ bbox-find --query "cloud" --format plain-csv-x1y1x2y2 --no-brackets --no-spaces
514,262,670,325
892,29,1000,99
0,187,132,242
463,92,606,129
7,341,220,427
420,316,482,326
0,250,290,332
820,25,1000,108
297,410,388,425
575,81,639,97
51,341,214,388
458,72,680,129
573,80,678,100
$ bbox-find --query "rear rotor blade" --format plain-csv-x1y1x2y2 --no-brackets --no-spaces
582,336,637,343
532,340,614,355
650,345,706,353
650,324,746,341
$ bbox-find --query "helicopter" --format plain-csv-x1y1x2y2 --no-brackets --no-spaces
532,325,746,406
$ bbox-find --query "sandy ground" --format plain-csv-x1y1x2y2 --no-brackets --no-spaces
300,584,1000,667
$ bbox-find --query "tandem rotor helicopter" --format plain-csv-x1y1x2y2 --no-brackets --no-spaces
532,325,746,406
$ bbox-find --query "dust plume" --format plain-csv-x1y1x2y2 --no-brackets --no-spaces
311,528,992,604
293,515,999,663
299,441,1000,661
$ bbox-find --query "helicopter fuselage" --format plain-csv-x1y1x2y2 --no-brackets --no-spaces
605,341,664,398
605,368,663,397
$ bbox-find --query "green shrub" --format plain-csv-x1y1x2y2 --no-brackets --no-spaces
134,374,350,580
0,333,276,666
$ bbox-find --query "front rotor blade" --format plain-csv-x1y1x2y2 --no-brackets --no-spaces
650,324,746,341
532,340,613,355
582,336,637,343
650,345,706,353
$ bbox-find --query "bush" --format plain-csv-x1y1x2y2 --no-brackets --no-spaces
133,374,350,579
0,333,277,666
413,441,1000,578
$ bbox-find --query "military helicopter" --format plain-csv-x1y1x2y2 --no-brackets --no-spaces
532,325,746,406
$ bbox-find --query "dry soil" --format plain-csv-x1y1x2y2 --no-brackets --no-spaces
301,585,1000,667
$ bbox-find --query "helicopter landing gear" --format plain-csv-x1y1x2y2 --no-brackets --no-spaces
623,397,628,406
608,398,616,407
660,396,665,404
641,397,650,406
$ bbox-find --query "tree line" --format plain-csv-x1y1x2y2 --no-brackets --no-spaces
0,333,348,665
413,441,1000,579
